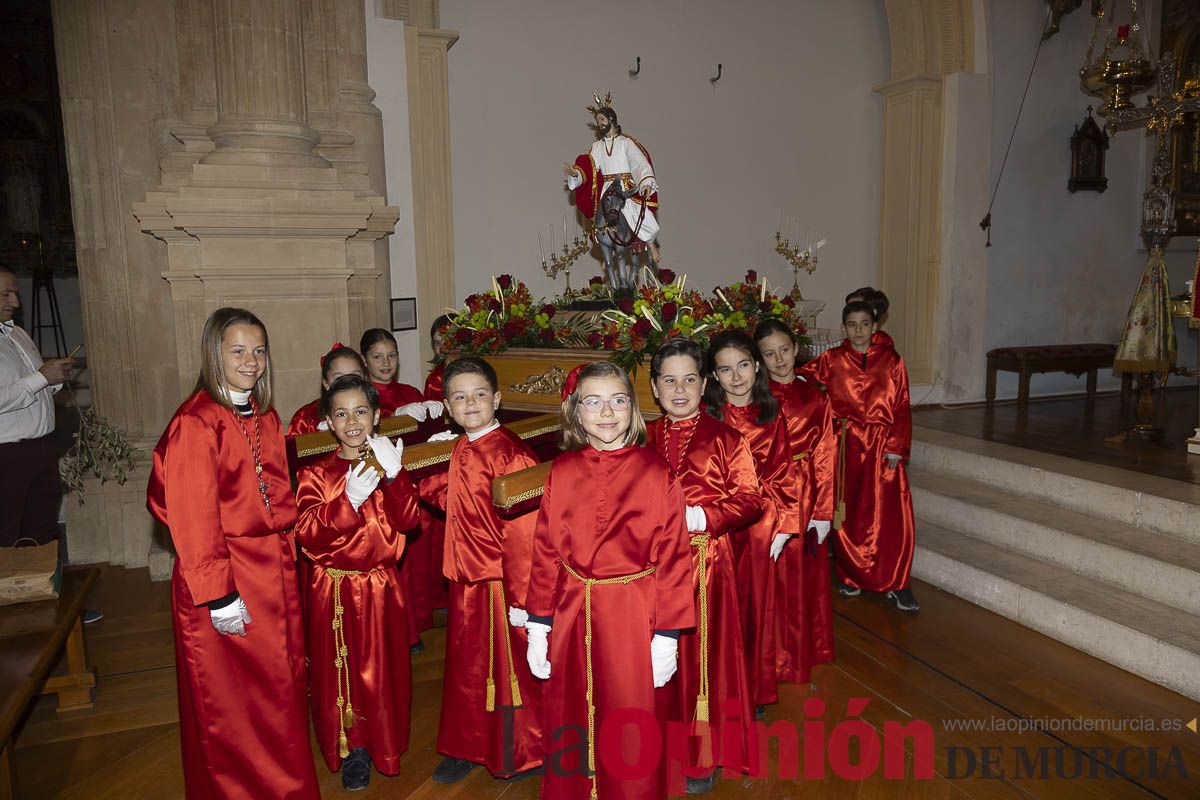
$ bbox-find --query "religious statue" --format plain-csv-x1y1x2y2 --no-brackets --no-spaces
562,92,660,293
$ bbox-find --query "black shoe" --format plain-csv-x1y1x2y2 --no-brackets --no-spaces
82,609,104,624
886,588,920,612
686,769,718,794
341,748,371,791
754,705,766,720
432,756,475,784
410,638,425,655
838,583,862,597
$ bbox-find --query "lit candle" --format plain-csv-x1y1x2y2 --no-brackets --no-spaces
539,232,546,263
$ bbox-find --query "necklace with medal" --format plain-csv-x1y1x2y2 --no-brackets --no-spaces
235,405,273,513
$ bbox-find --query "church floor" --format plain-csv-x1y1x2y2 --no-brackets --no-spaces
912,386,1200,486
10,564,1197,799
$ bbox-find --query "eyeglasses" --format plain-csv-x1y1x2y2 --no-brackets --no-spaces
579,394,632,412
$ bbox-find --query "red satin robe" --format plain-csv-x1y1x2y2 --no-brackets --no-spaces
769,378,837,682
423,363,445,401
419,363,449,611
373,380,424,416
146,390,319,800
799,339,915,593
647,414,762,783
419,426,543,775
526,446,694,800
287,398,321,437
715,403,799,707
295,453,422,774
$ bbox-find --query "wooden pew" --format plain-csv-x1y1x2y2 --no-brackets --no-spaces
0,566,99,800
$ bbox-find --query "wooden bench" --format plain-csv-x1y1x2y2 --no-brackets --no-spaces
0,567,99,800
986,344,1131,407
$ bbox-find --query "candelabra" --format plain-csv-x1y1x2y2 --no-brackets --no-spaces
774,231,818,302
541,227,591,295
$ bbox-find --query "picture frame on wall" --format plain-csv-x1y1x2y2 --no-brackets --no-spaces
390,297,418,332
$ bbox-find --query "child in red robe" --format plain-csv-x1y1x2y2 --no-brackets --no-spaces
287,343,365,436
526,362,694,800
147,307,320,800
422,314,453,402
755,319,837,682
702,330,801,718
417,357,544,783
647,339,763,795
295,374,422,790
799,301,918,612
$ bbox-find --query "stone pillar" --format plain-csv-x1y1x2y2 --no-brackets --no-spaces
202,0,326,168
405,26,458,365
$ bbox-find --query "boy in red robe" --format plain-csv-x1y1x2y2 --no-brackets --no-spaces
418,357,544,783
526,362,694,800
647,339,763,795
702,331,802,718
755,319,837,681
295,374,422,790
147,307,320,800
799,301,918,612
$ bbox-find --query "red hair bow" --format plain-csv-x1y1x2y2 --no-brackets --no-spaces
319,342,346,367
561,364,585,401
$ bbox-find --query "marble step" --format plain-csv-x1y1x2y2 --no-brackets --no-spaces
909,467,1200,616
910,426,1200,545
914,521,1200,701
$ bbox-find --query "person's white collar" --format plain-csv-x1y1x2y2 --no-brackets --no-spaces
0,320,13,334
466,419,501,442
229,388,252,405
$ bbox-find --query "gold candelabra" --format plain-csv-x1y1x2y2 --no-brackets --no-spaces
774,230,818,301
541,227,590,294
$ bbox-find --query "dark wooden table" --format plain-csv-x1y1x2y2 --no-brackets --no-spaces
0,566,99,800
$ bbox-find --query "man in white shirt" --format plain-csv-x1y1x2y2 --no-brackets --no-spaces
0,264,76,548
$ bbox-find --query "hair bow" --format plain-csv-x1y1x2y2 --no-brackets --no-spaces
561,364,585,401
319,342,346,367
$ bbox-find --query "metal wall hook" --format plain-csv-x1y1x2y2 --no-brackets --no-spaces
629,56,641,77
710,63,722,84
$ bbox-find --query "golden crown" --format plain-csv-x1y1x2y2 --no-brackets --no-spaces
586,91,613,115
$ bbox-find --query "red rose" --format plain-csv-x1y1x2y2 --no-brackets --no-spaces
497,274,514,290
745,269,758,284
539,328,556,343
488,298,502,312
657,268,676,283
618,297,635,314
454,328,472,343
758,300,772,312
502,321,522,339
586,332,603,348
781,296,796,308
661,302,678,322
540,303,557,319
632,318,652,337
589,275,604,286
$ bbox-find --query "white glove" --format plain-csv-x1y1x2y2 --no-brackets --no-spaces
770,532,794,562
317,419,330,431
210,598,251,637
423,400,445,418
508,606,529,628
394,402,428,422
885,453,903,470
650,634,679,687
345,461,381,512
685,505,707,533
808,519,832,545
426,430,459,443
368,434,404,479
525,621,551,679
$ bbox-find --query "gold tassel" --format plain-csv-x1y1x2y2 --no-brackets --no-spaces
695,721,714,768
833,501,845,531
338,730,350,759
509,673,523,710
485,678,496,712
694,695,709,723
343,705,355,729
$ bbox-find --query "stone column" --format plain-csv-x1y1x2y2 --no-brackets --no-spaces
202,0,327,168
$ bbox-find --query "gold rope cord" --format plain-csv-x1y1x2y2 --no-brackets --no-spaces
327,566,362,758
832,419,848,531
560,561,656,800
485,580,523,712
689,534,710,723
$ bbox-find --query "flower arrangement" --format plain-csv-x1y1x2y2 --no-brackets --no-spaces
703,269,811,344
59,384,136,504
593,268,716,372
438,275,575,360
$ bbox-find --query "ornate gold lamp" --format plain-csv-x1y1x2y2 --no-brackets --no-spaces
1079,0,1156,118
